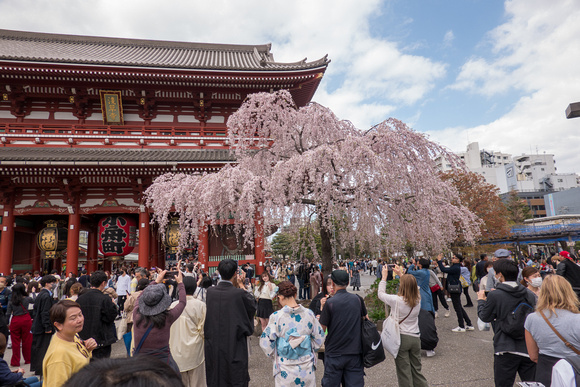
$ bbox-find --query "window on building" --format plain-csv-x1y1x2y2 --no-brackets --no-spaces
558,179,563,183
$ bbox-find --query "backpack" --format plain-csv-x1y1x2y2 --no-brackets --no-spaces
500,301,534,340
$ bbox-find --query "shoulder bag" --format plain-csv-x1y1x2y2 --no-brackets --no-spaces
539,310,580,355
132,324,154,356
381,301,413,358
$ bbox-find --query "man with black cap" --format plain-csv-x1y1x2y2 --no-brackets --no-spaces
319,269,366,387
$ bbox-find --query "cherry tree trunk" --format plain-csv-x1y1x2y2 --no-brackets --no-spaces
320,222,333,279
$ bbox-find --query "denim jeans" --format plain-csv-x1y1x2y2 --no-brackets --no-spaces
298,278,305,299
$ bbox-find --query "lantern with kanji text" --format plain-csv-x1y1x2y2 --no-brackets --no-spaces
164,217,181,254
98,215,137,261
37,220,68,259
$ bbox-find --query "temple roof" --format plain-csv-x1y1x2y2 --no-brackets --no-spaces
0,29,329,72
0,147,235,164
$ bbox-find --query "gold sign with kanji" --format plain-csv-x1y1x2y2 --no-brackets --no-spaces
99,90,124,125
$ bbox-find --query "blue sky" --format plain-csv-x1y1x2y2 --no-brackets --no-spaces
1,0,579,172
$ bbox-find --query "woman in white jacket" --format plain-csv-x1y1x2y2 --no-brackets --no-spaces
379,266,428,387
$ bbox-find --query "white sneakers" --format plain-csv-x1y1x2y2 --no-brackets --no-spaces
444,309,450,318
426,350,436,357
452,325,475,332
445,297,452,302
434,311,438,318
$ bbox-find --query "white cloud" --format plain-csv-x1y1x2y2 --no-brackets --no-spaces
443,30,454,47
0,0,447,130
438,0,580,173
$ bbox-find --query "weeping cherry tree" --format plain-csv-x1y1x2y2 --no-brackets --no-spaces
145,90,481,278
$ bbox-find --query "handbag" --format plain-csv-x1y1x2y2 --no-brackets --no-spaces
430,284,441,293
459,276,469,288
448,282,462,294
477,317,491,331
361,317,385,368
116,316,128,339
539,310,580,355
381,301,413,358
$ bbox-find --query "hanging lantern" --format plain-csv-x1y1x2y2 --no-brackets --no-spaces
37,220,67,259
98,215,137,261
164,218,181,254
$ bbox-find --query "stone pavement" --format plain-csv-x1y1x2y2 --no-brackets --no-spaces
4,272,523,386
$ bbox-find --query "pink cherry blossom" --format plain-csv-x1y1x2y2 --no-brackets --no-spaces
145,90,481,275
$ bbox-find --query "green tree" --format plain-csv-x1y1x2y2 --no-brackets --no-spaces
270,232,293,260
505,190,532,225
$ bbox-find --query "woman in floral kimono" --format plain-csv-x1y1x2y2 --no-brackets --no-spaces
259,281,326,387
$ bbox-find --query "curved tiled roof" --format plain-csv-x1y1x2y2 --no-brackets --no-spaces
0,29,329,72
0,147,235,163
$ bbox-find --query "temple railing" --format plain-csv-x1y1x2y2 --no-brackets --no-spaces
0,123,229,147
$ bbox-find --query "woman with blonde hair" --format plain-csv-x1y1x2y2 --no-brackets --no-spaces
524,275,580,386
378,267,428,387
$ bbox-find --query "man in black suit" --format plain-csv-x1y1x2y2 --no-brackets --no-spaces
30,275,57,376
205,259,256,387
77,270,118,359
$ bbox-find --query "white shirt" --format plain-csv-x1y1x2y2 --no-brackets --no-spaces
116,274,131,296
378,280,420,337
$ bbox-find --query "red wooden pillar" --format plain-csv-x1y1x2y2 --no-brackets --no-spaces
87,226,98,274
103,259,112,273
198,226,209,271
149,229,158,269
138,210,150,269
0,203,15,275
254,216,265,275
66,210,81,275
158,238,165,270
30,235,40,273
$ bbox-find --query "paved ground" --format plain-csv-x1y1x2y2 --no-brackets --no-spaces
5,272,520,386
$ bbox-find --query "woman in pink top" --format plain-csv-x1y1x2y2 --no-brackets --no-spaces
133,264,186,373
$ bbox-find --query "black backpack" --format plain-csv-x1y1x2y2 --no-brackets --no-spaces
501,300,534,340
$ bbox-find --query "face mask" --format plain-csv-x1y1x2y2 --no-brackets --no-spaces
530,277,543,288
495,274,502,283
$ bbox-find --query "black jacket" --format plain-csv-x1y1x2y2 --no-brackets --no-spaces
77,288,118,346
31,289,55,335
205,281,256,387
556,259,580,289
478,282,536,354
437,261,461,286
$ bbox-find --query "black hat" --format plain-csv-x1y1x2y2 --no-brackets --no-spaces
330,270,349,286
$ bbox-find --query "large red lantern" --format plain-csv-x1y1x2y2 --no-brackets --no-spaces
98,215,137,261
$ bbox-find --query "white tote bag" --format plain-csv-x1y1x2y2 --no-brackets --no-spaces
381,301,401,358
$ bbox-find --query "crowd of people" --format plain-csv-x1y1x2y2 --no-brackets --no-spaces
0,248,579,386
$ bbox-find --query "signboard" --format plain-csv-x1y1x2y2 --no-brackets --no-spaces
99,90,124,125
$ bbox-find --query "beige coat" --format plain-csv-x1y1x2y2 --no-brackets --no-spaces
168,295,206,372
